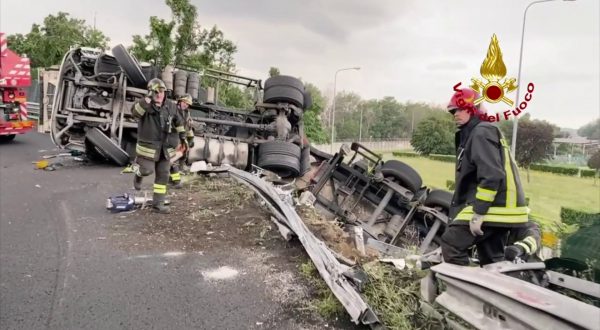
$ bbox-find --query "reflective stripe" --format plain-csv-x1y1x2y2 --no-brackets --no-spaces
167,147,176,158
455,205,529,223
154,184,167,194
175,125,185,133
186,130,194,138
522,236,538,253
515,241,531,254
476,187,496,202
170,172,181,181
136,144,156,158
500,138,517,208
134,103,146,116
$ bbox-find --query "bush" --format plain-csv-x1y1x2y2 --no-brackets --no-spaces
410,114,455,155
560,207,600,227
581,169,597,178
529,164,579,176
392,151,420,158
428,154,456,163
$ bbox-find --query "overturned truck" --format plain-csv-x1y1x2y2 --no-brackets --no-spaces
50,45,312,178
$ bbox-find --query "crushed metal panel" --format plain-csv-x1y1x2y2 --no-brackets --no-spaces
226,167,381,326
431,263,600,330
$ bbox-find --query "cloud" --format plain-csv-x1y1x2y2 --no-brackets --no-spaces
426,60,468,71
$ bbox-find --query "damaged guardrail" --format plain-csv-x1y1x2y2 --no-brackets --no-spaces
225,166,382,327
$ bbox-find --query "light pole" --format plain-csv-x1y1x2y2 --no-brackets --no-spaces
510,0,576,158
359,106,364,142
330,67,360,153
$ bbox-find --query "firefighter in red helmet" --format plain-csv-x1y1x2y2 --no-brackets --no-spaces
441,87,532,266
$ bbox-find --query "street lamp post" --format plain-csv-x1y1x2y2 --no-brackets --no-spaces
330,67,360,154
511,0,576,158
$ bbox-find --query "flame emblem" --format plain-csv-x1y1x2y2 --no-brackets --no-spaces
470,34,518,106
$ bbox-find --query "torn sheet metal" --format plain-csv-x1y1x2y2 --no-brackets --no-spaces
226,166,381,326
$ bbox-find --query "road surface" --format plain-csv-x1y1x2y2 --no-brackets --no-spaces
0,133,351,330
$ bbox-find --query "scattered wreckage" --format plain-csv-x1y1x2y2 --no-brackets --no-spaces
193,141,600,330
48,45,599,329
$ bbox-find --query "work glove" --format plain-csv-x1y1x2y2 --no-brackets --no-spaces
504,244,526,261
187,137,195,148
469,213,485,236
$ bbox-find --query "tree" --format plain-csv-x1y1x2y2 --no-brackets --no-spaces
578,118,600,140
269,67,281,77
303,83,328,144
368,97,410,139
515,119,555,182
410,113,456,155
7,12,110,68
130,0,236,71
587,150,600,185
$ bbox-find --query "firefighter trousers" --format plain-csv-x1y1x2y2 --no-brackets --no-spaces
169,159,183,183
134,154,170,203
441,224,510,266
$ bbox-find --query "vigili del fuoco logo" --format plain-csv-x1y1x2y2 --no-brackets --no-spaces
453,34,535,122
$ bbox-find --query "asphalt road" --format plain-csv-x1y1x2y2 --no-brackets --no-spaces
0,133,342,330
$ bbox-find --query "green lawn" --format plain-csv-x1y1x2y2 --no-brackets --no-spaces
383,154,600,224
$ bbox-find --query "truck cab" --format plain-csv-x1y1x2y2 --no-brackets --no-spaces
0,32,33,141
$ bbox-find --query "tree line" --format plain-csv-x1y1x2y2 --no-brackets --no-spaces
6,3,599,160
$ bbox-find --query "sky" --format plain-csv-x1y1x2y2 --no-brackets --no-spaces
1,0,598,129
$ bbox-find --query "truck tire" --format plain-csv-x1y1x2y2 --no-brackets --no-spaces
0,134,16,142
186,72,200,100
264,75,305,90
86,128,129,166
112,44,147,88
258,141,301,178
161,65,175,91
264,86,304,108
380,160,423,194
174,70,188,98
423,189,453,210
263,75,305,108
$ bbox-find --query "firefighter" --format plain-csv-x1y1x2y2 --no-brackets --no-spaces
131,78,187,214
440,88,530,266
169,93,195,189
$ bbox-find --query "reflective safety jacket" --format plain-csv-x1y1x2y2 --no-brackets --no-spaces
449,118,529,227
176,106,195,142
132,98,186,161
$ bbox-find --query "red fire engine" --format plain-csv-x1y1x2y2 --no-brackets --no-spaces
0,32,33,141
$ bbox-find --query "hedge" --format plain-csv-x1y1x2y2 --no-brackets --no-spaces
391,151,420,158
529,164,579,176
560,207,600,227
428,154,456,163
581,169,597,178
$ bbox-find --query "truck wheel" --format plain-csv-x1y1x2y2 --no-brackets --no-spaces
423,189,453,210
111,44,147,88
303,90,313,110
0,134,16,142
173,70,188,98
263,75,305,108
258,141,301,178
186,72,200,101
86,128,129,166
380,160,423,194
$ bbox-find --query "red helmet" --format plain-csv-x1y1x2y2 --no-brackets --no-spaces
447,88,483,115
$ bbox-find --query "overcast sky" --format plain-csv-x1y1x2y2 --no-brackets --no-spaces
1,0,598,129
